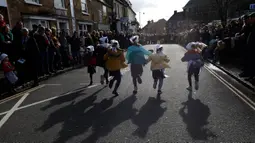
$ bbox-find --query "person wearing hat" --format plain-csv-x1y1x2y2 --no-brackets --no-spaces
104,40,127,96
96,35,110,85
147,44,170,94
181,43,204,91
86,45,97,85
29,24,38,37
126,35,152,94
0,53,18,93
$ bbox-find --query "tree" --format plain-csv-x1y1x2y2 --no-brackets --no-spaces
215,0,235,28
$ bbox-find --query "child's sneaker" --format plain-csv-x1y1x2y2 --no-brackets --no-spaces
186,86,192,91
133,86,138,94
195,81,199,90
137,76,142,84
100,75,104,84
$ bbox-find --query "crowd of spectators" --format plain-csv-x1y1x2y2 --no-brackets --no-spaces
0,14,133,93
172,12,255,84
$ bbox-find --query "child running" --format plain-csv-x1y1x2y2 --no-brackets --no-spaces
126,35,152,94
147,45,170,94
86,46,97,86
104,40,127,96
181,43,204,91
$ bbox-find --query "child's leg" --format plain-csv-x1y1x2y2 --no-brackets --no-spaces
158,78,164,91
188,72,193,87
153,78,158,89
194,68,200,90
132,76,138,92
89,73,93,85
113,71,121,94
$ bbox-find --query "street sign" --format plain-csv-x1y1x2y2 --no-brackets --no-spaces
250,4,255,10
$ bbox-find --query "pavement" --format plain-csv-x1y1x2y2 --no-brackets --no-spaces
0,44,255,142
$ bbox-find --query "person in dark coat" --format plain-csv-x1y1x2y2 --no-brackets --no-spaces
45,28,56,73
12,21,23,62
70,31,81,65
29,24,38,38
34,26,51,76
22,28,40,86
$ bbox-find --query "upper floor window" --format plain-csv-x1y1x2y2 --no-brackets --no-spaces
26,0,39,4
54,0,65,9
102,5,107,16
81,0,88,14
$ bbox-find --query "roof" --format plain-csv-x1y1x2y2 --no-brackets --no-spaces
141,19,167,34
183,0,213,9
167,12,185,21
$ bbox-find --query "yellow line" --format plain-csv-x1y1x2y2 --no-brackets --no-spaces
0,85,45,105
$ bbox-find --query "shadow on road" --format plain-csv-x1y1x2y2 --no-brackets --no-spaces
179,92,216,140
41,85,90,111
81,94,137,143
131,97,167,138
37,86,106,132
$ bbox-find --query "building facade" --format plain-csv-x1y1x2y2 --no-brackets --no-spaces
3,0,136,34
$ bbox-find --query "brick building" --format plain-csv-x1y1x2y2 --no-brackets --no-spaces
141,19,166,35
3,0,114,34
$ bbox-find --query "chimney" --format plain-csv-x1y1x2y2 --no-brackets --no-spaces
151,20,154,23
174,10,177,14
147,20,151,25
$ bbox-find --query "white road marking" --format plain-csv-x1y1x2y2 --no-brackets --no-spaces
204,65,255,110
44,84,62,86
181,46,255,110
0,85,45,105
0,93,30,129
0,84,100,116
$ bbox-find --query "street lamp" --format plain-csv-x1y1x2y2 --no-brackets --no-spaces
139,12,145,28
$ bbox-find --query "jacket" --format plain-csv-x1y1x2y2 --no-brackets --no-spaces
181,50,204,70
126,45,151,65
104,49,127,71
147,53,170,70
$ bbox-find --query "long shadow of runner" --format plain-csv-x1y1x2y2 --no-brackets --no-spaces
41,85,90,111
81,95,138,143
37,86,106,132
131,97,167,138
179,92,216,140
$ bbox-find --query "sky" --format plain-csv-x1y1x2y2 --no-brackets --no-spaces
130,0,189,28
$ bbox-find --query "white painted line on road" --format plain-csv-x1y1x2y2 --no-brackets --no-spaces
204,65,255,111
44,84,62,86
0,93,30,129
0,85,45,105
0,84,101,116
181,47,255,110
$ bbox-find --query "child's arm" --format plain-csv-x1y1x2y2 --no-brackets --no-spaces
104,53,109,61
120,52,125,63
164,55,170,63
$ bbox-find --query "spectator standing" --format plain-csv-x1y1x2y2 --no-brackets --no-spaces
34,26,51,76
0,26,13,57
70,31,81,65
12,21,23,62
45,28,56,73
0,14,6,29
59,30,69,67
52,28,62,70
22,28,40,86
29,24,38,37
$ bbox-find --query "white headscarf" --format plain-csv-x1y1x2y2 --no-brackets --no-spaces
130,35,139,44
110,39,120,52
87,45,94,52
155,44,163,53
186,42,196,50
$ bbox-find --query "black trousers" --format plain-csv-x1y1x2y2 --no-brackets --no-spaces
109,70,121,92
188,67,200,87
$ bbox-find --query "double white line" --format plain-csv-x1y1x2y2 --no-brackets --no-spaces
204,64,255,110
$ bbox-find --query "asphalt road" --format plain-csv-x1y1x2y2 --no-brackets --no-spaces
0,44,255,143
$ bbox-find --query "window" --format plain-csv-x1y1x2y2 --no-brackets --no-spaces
79,24,87,34
81,0,88,14
26,0,39,3
102,5,107,16
54,0,65,8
